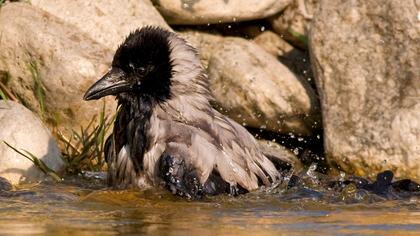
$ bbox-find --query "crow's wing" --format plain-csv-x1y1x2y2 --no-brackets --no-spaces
153,105,280,192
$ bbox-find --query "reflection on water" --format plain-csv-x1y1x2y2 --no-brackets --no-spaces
0,176,419,235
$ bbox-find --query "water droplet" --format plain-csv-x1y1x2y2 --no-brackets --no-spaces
339,171,346,181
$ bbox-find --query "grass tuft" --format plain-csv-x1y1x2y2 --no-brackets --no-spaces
27,60,47,118
3,141,62,182
0,88,7,100
0,72,17,101
57,102,114,174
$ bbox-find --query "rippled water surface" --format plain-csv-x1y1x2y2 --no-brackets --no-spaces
0,176,419,235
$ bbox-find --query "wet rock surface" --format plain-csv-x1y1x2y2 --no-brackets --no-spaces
152,0,292,25
309,0,420,181
284,168,420,202
0,101,64,185
0,177,12,192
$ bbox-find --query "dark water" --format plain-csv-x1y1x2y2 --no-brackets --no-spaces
0,174,419,235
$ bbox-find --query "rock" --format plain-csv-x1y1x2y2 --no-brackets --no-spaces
208,37,320,135
309,0,420,181
257,140,303,171
253,31,314,85
270,0,319,49
152,0,292,25
0,2,115,134
177,30,223,68
30,0,171,50
0,177,12,191
253,31,296,57
0,101,64,185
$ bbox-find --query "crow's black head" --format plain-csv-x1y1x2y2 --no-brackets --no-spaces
84,26,173,102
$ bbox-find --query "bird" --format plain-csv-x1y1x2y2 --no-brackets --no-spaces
83,26,281,198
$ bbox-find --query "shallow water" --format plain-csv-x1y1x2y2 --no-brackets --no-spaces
0,175,419,235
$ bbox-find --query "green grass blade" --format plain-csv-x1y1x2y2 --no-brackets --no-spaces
288,29,308,47
0,88,8,100
27,60,47,117
3,141,62,182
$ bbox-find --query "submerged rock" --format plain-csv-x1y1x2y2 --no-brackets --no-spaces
309,0,420,181
152,0,292,25
208,37,320,135
0,101,64,185
285,169,420,202
0,177,12,191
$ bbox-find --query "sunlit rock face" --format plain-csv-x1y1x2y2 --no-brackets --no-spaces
152,0,292,25
30,0,171,51
270,0,319,50
0,101,64,185
177,30,224,69
253,31,314,86
0,1,169,134
0,3,115,134
309,0,420,181
208,37,320,136
175,31,321,136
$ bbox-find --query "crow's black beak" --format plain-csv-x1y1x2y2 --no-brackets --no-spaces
83,67,130,100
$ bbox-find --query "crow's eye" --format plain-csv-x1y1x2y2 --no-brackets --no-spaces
128,62,135,70
137,67,146,74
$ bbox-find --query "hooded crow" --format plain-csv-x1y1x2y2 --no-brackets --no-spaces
84,26,281,198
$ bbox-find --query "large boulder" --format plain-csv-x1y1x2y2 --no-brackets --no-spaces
177,30,224,69
0,101,64,185
208,37,320,136
310,0,420,180
0,1,169,135
152,0,292,25
270,0,319,50
253,30,314,85
30,0,171,50
0,2,114,134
